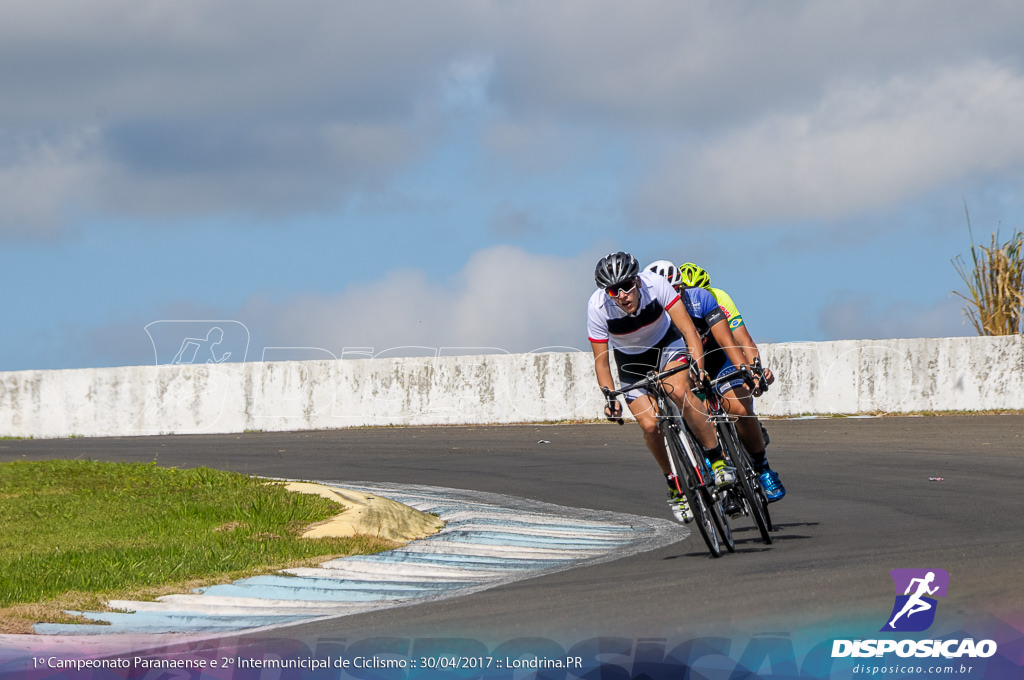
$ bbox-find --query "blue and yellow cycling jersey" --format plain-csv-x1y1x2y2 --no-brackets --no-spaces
681,287,727,348
709,287,745,333
683,286,749,395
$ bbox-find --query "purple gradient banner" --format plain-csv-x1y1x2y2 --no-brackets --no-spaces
3,611,1022,680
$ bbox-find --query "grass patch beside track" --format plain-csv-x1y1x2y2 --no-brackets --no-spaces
0,460,396,634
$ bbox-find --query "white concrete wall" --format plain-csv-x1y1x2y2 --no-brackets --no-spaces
756,335,1023,415
0,335,1020,439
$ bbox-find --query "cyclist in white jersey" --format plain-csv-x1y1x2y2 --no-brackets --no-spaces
588,251,735,523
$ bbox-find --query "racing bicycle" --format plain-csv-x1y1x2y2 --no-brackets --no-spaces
694,364,774,545
605,362,735,558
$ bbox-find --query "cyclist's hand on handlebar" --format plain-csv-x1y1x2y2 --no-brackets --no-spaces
750,357,773,396
734,363,761,394
738,364,765,396
688,364,709,393
602,387,623,423
755,369,774,397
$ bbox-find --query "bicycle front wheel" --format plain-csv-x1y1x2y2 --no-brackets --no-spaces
665,425,726,558
691,428,735,554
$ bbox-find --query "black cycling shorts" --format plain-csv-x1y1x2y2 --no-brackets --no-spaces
612,327,688,402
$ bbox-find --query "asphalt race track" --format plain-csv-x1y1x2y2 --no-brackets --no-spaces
2,415,1022,649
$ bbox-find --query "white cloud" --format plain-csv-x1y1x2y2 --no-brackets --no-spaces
4,1,1024,235
438,55,496,114
0,2,469,231
631,61,1024,227
0,128,110,237
241,245,602,358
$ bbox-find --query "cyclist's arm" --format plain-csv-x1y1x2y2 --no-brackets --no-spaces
731,324,774,384
590,340,616,393
714,287,773,384
591,340,622,419
731,323,760,365
666,301,704,370
708,317,749,373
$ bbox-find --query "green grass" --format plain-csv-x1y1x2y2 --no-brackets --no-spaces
0,460,395,631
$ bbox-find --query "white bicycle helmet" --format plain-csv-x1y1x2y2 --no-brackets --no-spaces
645,259,682,289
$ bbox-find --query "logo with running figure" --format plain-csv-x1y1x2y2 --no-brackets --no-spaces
881,569,949,632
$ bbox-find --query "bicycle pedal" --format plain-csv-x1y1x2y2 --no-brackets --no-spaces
723,495,744,518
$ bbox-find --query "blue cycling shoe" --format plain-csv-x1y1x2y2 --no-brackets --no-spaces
758,470,786,502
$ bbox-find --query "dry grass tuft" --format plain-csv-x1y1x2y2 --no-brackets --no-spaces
952,205,1024,336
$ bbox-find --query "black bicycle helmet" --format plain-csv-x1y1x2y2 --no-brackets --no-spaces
594,251,640,289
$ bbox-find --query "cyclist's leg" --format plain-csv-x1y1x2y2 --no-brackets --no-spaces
625,393,671,475
627,393,694,524
655,343,713,446
673,348,735,483
718,370,786,502
662,364,733,486
615,339,699,524
622,387,694,522
656,339,716,451
719,383,766,464
706,350,766,462
664,369,714,447
614,345,672,475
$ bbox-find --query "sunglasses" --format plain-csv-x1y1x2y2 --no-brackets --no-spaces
606,278,638,297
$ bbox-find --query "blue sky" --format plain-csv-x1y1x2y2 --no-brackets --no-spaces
3,1,1023,371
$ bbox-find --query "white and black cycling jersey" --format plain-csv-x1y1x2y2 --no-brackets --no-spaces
587,270,682,354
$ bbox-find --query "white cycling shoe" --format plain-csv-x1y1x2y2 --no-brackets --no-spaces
713,465,736,488
667,492,694,523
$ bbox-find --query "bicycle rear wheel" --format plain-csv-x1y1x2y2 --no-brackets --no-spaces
664,425,726,558
719,423,772,544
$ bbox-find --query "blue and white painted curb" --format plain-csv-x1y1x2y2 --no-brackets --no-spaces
35,483,686,635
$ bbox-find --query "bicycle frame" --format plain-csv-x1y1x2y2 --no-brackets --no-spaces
658,389,709,489
606,363,734,557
